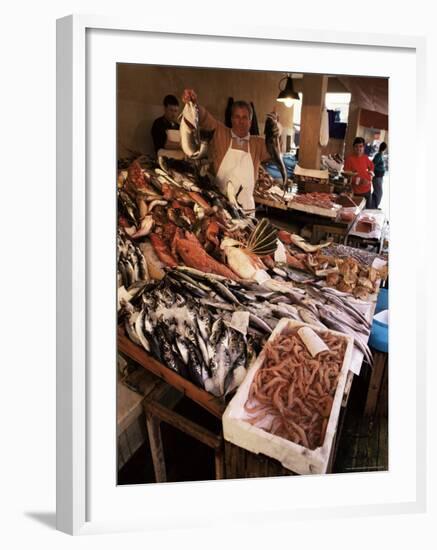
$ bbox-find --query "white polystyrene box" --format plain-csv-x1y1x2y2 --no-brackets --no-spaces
222,318,354,475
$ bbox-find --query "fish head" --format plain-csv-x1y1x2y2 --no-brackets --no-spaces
220,237,243,250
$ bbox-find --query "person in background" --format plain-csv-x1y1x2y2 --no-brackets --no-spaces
364,129,381,159
344,137,374,208
182,88,270,212
151,94,181,154
371,141,387,209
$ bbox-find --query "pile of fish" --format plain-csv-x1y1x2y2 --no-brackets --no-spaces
117,158,383,399
121,271,250,397
117,158,284,287
121,264,374,394
117,229,149,289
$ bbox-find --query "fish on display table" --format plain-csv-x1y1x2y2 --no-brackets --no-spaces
117,157,383,396
264,112,287,191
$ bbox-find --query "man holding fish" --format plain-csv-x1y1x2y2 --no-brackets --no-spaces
182,89,286,212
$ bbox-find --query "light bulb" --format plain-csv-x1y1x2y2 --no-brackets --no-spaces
284,98,294,108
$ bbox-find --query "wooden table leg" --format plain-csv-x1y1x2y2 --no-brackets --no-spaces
364,352,387,417
214,445,225,480
143,396,223,482
145,413,167,483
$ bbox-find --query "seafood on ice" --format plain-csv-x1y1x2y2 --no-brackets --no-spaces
117,158,383,391
117,229,149,289
120,275,249,397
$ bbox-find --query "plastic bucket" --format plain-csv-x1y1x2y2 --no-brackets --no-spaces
375,288,388,314
369,309,388,353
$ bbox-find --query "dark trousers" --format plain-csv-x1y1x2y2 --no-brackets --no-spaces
372,176,384,209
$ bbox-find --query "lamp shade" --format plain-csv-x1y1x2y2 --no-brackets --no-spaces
277,75,300,107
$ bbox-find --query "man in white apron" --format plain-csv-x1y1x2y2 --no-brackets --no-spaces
216,121,256,212
182,89,271,213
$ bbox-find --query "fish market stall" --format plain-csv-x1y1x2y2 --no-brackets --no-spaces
256,193,366,244
116,150,388,480
254,158,367,244
113,62,392,483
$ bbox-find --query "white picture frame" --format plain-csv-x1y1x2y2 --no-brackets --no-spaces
56,14,427,535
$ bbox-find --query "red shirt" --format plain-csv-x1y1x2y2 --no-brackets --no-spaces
344,154,374,194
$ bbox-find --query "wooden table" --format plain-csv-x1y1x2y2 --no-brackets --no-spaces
118,317,373,478
118,328,227,482
255,196,365,244
118,327,226,419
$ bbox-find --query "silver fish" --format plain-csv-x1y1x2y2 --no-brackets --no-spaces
122,258,135,288
321,288,371,328
248,312,273,334
206,325,231,396
179,101,208,160
196,305,213,342
183,336,205,388
297,307,324,327
124,304,141,346
134,309,151,352
136,247,148,281
318,303,370,336
118,190,139,228
175,337,190,364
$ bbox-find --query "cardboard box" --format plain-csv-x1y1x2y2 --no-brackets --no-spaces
222,319,354,475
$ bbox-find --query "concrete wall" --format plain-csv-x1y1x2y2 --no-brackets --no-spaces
117,64,296,158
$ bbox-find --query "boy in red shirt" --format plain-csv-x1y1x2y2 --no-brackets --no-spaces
344,137,374,208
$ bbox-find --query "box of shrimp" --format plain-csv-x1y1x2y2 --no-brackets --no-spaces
222,319,354,475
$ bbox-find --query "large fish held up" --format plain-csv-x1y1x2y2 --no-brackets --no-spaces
180,101,208,160
264,112,287,192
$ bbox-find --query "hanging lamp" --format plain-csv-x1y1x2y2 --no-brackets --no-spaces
277,74,300,108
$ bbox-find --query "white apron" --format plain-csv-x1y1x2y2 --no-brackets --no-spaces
215,138,256,211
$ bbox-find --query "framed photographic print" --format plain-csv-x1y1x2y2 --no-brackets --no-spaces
56,15,426,535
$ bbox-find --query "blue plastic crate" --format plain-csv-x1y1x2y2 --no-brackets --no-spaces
369,316,388,353
375,288,388,314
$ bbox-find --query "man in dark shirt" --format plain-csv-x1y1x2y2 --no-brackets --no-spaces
151,94,181,154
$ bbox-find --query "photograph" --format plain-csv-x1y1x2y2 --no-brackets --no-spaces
115,63,389,484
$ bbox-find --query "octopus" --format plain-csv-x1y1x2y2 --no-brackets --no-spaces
244,330,347,450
